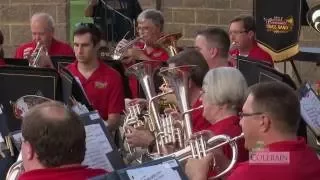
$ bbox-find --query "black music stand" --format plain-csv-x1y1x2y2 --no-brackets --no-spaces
3,58,29,66
59,67,93,111
0,66,60,131
50,56,75,71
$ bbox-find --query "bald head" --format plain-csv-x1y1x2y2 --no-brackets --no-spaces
31,13,54,32
22,101,86,168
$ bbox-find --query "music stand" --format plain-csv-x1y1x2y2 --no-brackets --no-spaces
59,67,93,111
3,58,29,66
50,56,74,71
0,66,60,131
299,83,320,146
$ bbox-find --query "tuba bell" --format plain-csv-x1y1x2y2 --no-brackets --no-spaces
156,32,182,57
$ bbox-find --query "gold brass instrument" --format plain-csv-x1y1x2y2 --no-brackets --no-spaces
307,4,320,33
157,65,244,179
156,32,182,57
29,41,47,67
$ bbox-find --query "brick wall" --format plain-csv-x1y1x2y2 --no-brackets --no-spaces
138,0,320,83
0,0,68,57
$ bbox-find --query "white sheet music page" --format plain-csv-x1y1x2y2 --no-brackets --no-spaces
82,123,114,172
300,88,320,136
126,163,182,180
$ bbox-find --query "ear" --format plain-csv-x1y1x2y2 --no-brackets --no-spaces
247,30,255,40
23,141,35,160
209,47,218,59
259,114,271,133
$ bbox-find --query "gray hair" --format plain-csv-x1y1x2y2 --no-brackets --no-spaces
137,9,164,31
203,67,248,112
31,12,55,32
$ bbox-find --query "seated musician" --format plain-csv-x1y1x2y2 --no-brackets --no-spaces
0,29,5,66
228,16,273,67
185,81,320,180
116,9,169,98
14,13,74,67
195,28,232,69
125,49,210,150
199,67,249,176
19,101,107,180
67,23,125,132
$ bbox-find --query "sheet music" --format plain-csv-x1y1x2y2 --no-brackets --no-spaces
300,88,320,136
82,123,114,171
126,163,182,180
11,131,23,150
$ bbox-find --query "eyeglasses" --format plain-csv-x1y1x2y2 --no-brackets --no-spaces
238,111,263,119
228,30,248,36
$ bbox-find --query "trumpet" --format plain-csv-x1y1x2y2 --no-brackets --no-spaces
29,41,47,67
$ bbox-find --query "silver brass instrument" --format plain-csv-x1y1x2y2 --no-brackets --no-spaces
307,4,320,33
112,37,146,60
29,41,46,67
6,159,23,180
157,65,244,179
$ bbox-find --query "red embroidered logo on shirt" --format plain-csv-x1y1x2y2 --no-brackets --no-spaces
94,81,107,89
152,51,163,58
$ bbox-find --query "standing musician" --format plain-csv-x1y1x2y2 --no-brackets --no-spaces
228,16,273,67
116,9,169,98
19,101,107,180
186,82,320,180
67,23,125,132
195,28,232,69
14,13,74,67
0,29,5,66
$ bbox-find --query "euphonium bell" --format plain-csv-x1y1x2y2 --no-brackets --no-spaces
156,32,182,57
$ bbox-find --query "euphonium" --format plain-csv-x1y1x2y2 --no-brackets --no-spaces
156,32,182,57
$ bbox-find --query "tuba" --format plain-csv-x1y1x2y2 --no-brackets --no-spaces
157,65,244,179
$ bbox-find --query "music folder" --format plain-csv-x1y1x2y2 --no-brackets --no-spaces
299,83,320,143
59,66,93,111
3,58,29,66
89,157,187,180
50,56,74,71
79,111,126,171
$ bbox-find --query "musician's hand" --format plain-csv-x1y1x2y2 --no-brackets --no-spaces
126,98,147,109
126,48,149,60
37,51,54,68
185,153,213,180
23,47,33,59
125,126,155,148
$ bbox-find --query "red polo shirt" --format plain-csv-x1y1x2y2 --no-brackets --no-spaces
227,138,320,180
126,42,169,98
229,41,273,67
19,166,107,180
0,58,5,66
191,98,211,132
15,38,74,58
206,116,248,162
67,61,125,120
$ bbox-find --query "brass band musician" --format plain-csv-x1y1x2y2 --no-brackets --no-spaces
116,9,169,98
186,82,320,180
14,13,74,67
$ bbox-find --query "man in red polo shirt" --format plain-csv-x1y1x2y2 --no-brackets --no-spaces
115,9,169,98
15,13,74,67
195,28,232,69
67,23,124,132
229,16,273,67
185,82,320,180
19,101,107,180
